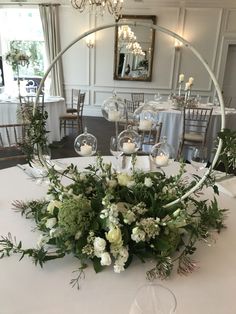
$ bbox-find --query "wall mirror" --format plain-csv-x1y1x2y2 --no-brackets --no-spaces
114,15,156,82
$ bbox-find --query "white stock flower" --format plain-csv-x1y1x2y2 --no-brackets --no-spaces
114,263,125,273
45,217,57,229
47,200,62,214
144,177,153,187
93,237,106,256
100,252,112,266
131,227,146,243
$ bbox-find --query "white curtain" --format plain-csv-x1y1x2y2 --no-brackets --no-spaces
39,4,64,97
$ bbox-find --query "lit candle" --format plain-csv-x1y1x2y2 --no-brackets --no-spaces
179,73,185,83
108,110,120,122
123,140,136,154
139,119,152,131
155,154,169,167
185,82,190,91
188,77,194,85
80,144,92,156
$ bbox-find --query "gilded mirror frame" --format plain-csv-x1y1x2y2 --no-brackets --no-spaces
114,15,156,82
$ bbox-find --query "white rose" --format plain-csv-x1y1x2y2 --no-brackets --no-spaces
144,177,153,187
45,217,57,229
106,227,122,245
94,237,106,254
117,173,132,186
100,252,112,266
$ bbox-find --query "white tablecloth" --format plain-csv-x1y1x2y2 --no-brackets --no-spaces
0,96,66,144
148,101,236,161
0,156,236,314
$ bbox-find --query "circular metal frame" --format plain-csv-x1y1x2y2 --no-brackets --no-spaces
35,21,225,208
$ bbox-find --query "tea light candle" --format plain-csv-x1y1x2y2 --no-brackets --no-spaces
179,73,185,83
155,154,169,167
80,144,92,156
139,119,152,131
108,110,120,122
188,77,194,85
123,140,136,154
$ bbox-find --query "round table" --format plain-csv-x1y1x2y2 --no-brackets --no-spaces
148,101,236,161
0,156,235,314
0,96,66,144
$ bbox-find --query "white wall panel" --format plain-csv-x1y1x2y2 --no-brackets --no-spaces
225,9,236,32
180,8,222,91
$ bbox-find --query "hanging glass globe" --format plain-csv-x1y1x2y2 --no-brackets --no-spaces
101,91,126,122
117,125,141,155
74,127,97,156
134,103,157,130
150,136,175,167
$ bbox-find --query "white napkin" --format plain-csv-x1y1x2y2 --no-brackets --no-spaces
121,156,151,172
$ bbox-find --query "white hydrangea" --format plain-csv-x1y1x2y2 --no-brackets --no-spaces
144,177,153,187
131,227,146,243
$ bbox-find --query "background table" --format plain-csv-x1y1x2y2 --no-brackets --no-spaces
0,96,66,144
148,101,236,161
0,157,235,314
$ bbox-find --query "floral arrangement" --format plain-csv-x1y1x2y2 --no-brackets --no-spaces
5,48,30,72
0,155,227,288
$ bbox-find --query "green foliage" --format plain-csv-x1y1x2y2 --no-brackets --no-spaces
9,40,44,76
217,128,236,175
0,156,227,288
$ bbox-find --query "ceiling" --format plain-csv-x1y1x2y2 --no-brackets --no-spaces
0,0,236,8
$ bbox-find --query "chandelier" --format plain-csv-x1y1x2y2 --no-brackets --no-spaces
126,41,145,56
118,25,136,42
71,0,124,19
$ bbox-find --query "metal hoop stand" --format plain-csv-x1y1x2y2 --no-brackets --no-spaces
35,22,225,208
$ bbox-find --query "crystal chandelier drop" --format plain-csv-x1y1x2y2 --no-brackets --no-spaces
71,0,124,19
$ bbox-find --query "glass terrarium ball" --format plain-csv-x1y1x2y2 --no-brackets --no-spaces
134,103,157,130
118,125,141,155
74,128,97,157
101,92,126,122
150,137,175,167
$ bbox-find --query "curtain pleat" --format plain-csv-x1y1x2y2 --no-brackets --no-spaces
39,4,64,97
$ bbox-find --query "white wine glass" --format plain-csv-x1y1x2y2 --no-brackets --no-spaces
190,147,208,172
129,283,177,314
110,136,123,170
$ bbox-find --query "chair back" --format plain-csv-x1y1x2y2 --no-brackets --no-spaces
71,89,81,109
0,123,28,161
182,107,213,144
138,122,163,154
76,92,86,121
131,93,144,103
123,99,140,128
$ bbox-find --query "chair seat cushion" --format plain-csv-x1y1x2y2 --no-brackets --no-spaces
60,114,78,120
184,132,203,142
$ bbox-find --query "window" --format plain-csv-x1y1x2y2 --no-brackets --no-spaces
0,8,46,95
